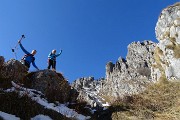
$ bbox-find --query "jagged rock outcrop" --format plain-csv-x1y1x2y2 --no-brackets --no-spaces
0,58,28,81
71,77,106,107
102,40,156,98
152,2,180,81
72,77,103,91
23,69,72,103
72,2,180,104
72,40,156,102
72,2,180,103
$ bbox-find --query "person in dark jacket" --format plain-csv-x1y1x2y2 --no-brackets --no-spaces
18,40,39,70
47,49,62,71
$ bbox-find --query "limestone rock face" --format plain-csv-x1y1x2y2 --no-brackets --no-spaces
71,77,105,106
152,2,180,81
103,41,156,98
72,41,156,101
72,2,180,102
71,77,102,91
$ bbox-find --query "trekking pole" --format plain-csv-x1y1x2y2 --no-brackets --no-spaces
12,35,25,59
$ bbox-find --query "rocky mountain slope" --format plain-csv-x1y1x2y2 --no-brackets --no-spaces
72,2,180,110
102,40,156,98
0,57,91,120
0,2,180,120
72,40,157,106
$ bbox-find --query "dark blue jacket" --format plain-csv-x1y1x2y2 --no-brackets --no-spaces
19,43,39,70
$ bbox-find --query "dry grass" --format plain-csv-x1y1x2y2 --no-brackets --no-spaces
101,95,116,104
152,46,169,82
169,2,180,7
156,47,164,56
169,37,176,43
110,80,180,120
166,41,180,58
166,44,174,50
173,44,180,58
153,47,164,71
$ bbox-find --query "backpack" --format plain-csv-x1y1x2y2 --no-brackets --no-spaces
21,54,35,61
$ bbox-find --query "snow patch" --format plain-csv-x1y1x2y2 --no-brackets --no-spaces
6,81,91,120
31,115,52,120
0,111,20,120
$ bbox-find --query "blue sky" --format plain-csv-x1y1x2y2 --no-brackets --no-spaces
0,0,179,83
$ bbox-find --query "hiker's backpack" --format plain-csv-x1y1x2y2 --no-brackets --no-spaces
21,54,35,61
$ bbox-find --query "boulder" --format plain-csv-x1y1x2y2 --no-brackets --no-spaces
0,58,28,88
0,59,28,80
23,69,71,103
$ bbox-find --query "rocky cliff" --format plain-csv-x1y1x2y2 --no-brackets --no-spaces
72,40,156,105
103,40,156,98
152,2,180,81
72,2,180,106
71,77,106,107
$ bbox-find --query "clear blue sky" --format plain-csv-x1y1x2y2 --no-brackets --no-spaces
0,0,179,83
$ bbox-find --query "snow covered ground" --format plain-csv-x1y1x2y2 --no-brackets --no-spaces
31,115,53,120
1,81,91,120
0,112,53,120
0,111,20,120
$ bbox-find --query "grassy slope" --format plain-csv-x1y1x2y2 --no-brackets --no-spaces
110,80,180,120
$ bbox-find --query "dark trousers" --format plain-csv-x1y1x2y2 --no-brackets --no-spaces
47,59,56,70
